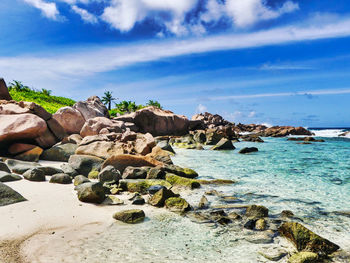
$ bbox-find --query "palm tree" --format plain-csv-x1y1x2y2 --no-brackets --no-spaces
41,89,52,96
146,100,162,109
102,91,116,110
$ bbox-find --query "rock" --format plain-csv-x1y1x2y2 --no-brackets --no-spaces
193,131,206,144
102,154,163,174
113,209,145,224
14,146,43,162
0,171,22,182
41,143,77,162
0,182,26,206
172,142,203,150
255,218,267,230
68,154,104,176
6,159,41,174
0,78,12,100
146,145,173,165
246,205,269,219
36,166,64,176
35,127,58,149
134,133,156,155
76,140,124,160
53,107,86,135
260,126,312,137
288,252,318,263
116,106,189,136
281,210,295,218
76,182,106,204
74,175,90,186
98,165,121,184
197,179,236,185
205,130,224,145
210,138,235,150
73,96,109,121
132,196,145,205
165,174,201,189
244,219,257,230
156,140,175,154
0,113,47,142
198,195,209,209
88,170,99,179
122,166,149,179
165,197,191,212
146,166,167,179
259,249,288,261
61,134,82,145
8,143,37,155
80,117,124,138
163,165,198,179
49,173,72,184
241,134,264,143
245,231,274,244
60,163,79,178
278,222,340,255
46,118,67,141
239,147,259,154
149,188,179,207
147,185,167,195
228,212,241,220
0,162,11,173
119,179,171,194
103,195,124,205
23,168,46,182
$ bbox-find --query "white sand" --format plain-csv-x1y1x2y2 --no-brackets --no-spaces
0,167,164,263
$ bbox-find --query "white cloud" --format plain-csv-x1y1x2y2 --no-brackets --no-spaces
196,104,208,113
2,16,350,86
71,5,98,24
23,0,60,20
248,111,256,118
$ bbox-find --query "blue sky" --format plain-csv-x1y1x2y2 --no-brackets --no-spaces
1,0,350,127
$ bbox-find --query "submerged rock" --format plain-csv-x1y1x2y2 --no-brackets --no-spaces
113,209,145,224
288,252,318,263
0,182,26,207
278,222,340,255
165,197,191,212
239,147,259,154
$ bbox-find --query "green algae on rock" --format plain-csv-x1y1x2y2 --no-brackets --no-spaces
113,209,145,224
165,174,201,189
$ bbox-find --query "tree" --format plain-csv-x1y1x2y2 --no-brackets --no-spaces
102,91,117,110
8,80,31,92
146,100,162,109
41,89,52,96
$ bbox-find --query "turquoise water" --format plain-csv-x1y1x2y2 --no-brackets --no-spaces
172,135,350,249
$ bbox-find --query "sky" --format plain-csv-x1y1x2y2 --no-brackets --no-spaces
1,0,350,127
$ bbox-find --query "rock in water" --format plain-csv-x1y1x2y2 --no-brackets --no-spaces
287,252,318,263
210,138,235,150
76,182,106,204
49,174,72,184
0,78,12,100
0,182,26,206
165,197,191,212
149,188,179,207
113,209,145,224
245,205,269,219
198,195,209,209
23,168,46,182
239,147,259,154
41,143,77,162
278,222,339,255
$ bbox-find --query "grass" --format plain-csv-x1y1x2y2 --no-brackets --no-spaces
9,89,75,114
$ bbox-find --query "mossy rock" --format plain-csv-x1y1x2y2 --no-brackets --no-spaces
165,174,201,189
88,170,99,179
74,175,90,186
165,197,191,212
172,142,203,150
149,188,179,207
245,205,269,219
113,209,145,224
278,222,339,255
197,179,236,185
288,252,318,263
119,179,171,194
164,165,199,179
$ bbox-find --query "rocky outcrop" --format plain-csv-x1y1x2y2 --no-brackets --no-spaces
80,117,124,138
116,106,190,136
259,126,312,137
0,78,12,100
191,112,231,129
278,222,339,256
53,107,86,135
73,96,109,121
113,209,145,224
0,182,26,207
0,100,67,156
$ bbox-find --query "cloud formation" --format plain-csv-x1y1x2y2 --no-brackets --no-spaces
22,0,299,35
23,0,59,20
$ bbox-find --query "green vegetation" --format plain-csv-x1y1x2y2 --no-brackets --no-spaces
109,99,163,117
8,80,75,114
146,100,163,109
101,91,117,110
